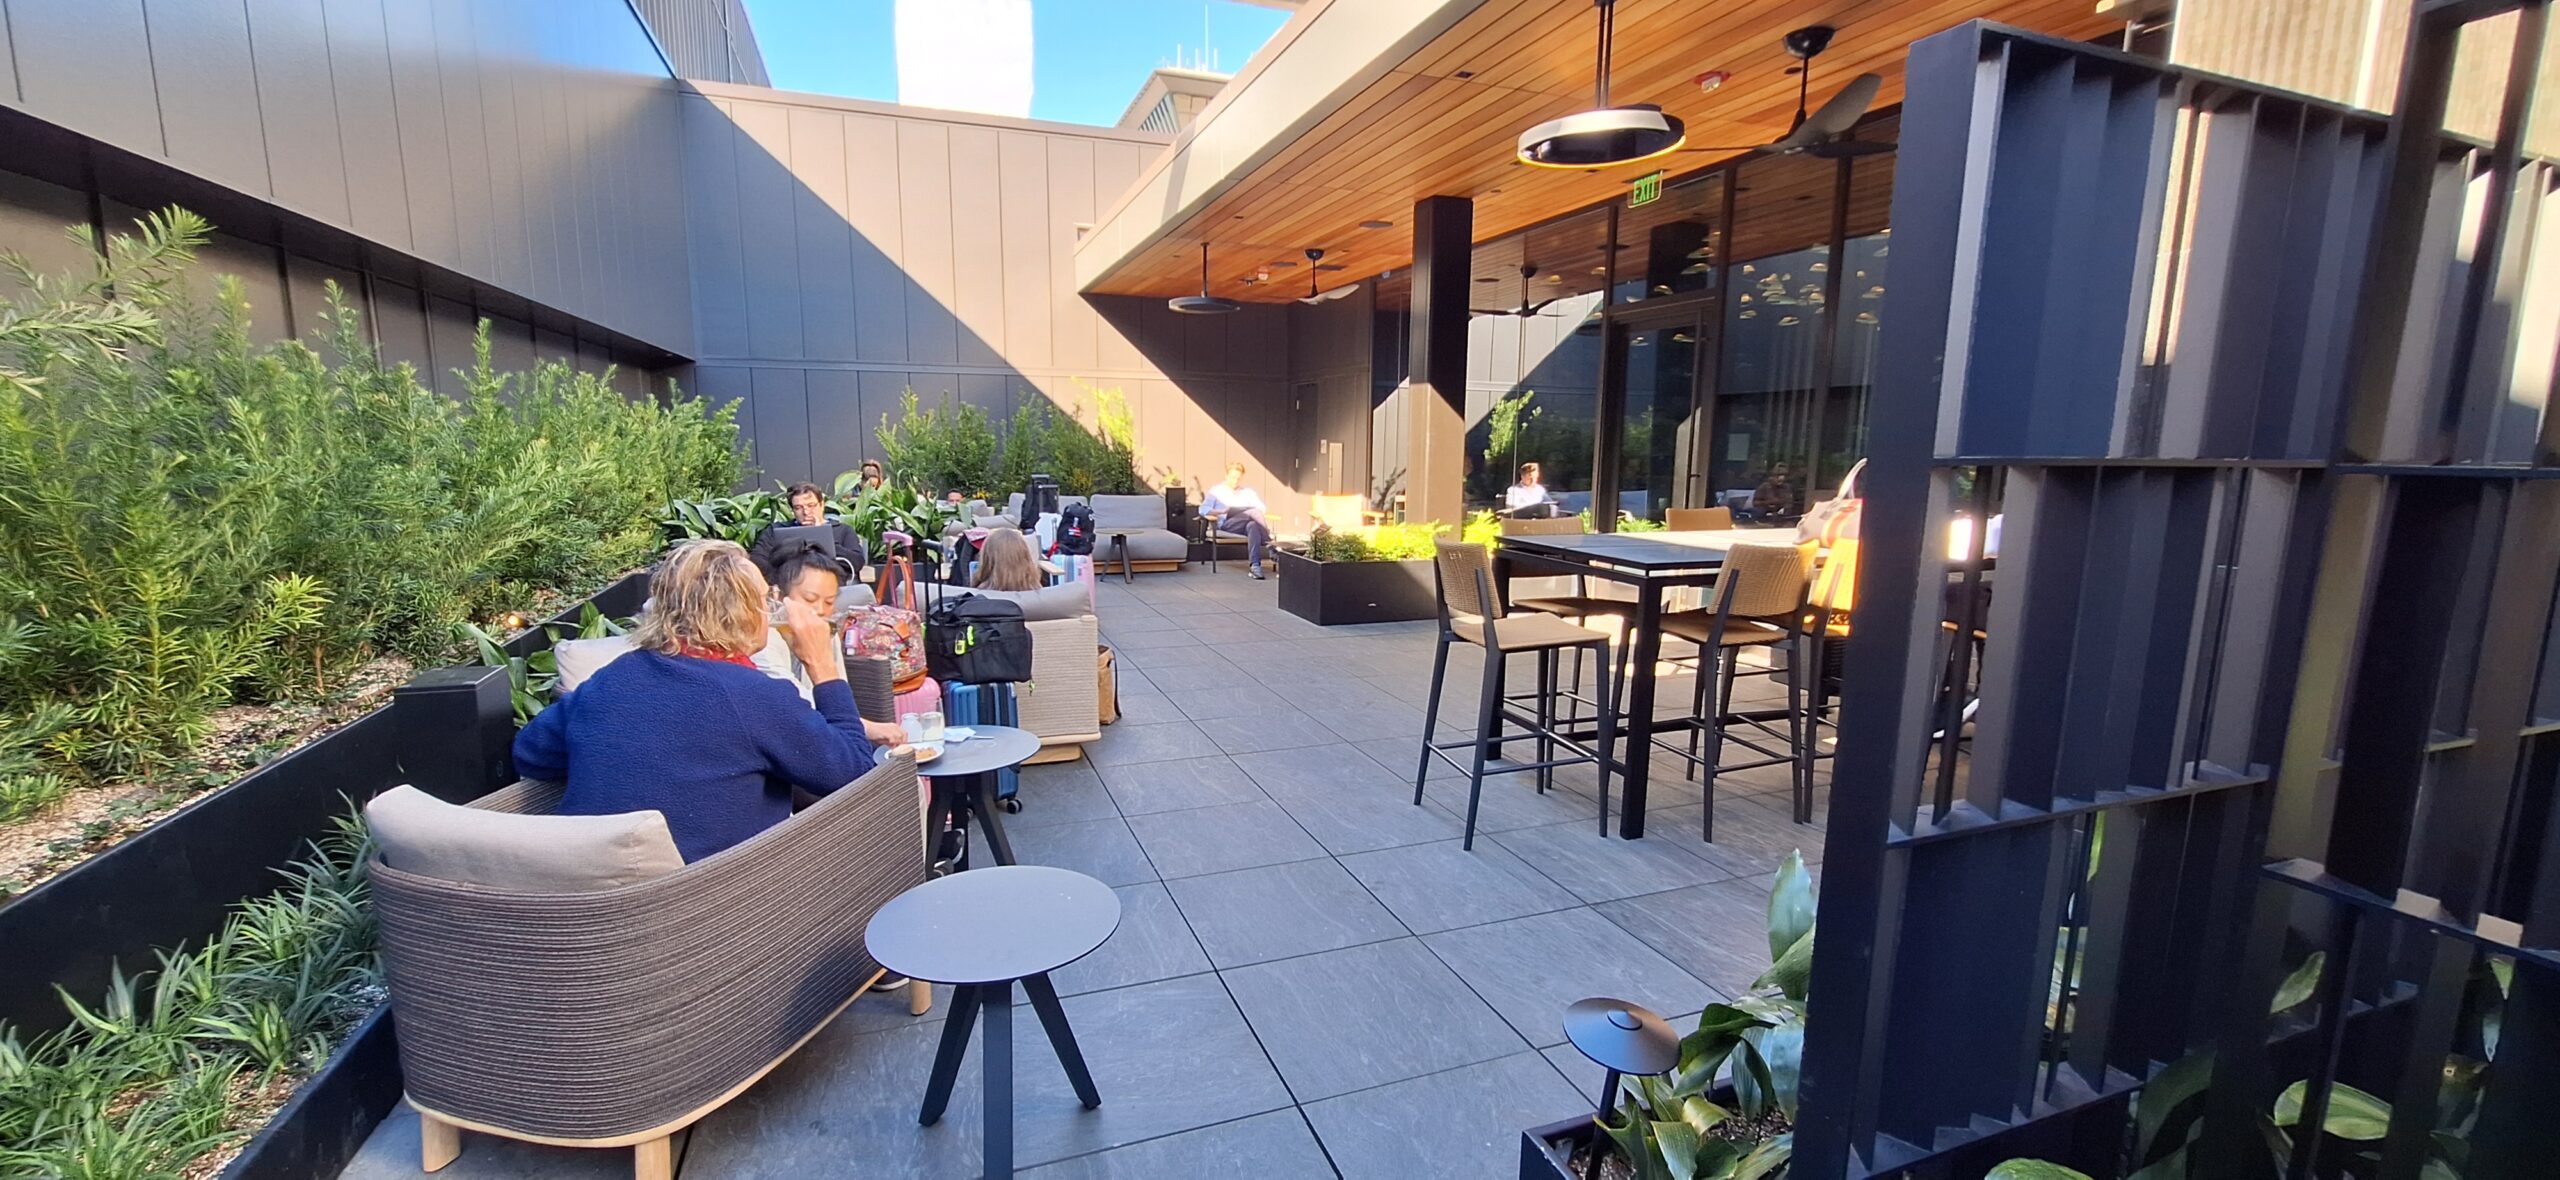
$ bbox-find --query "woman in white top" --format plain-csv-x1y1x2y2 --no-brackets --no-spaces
1200,461,1273,579
1504,462,1556,518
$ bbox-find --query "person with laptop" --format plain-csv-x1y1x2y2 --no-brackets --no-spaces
1200,461,1274,580
750,482,866,586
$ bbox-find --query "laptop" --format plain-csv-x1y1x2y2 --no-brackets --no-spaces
769,524,836,558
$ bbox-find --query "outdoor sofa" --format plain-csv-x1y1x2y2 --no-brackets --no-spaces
368,659,928,1179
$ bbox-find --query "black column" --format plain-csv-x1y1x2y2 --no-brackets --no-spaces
1404,195,1471,524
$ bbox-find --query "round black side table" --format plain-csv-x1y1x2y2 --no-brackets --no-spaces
865,866,1121,1178
926,724,1042,868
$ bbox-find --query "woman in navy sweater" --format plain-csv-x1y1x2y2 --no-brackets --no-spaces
514,539,910,862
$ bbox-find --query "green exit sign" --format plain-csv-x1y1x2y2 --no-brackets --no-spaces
1629,171,1663,207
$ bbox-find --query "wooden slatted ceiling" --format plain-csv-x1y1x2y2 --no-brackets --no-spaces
1086,0,2120,302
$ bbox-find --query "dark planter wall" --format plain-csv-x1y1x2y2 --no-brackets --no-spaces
1274,550,1437,625
220,1007,403,1180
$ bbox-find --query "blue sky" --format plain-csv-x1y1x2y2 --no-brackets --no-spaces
743,0,1291,127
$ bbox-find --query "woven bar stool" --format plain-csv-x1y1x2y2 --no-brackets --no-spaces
1654,543,1815,841
1415,537,1620,849
1500,515,1637,759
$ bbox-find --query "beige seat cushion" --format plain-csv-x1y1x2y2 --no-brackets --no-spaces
962,581,1090,621
552,636,634,694
1452,613,1612,653
365,785,684,893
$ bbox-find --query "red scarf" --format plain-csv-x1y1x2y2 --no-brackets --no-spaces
679,643,760,670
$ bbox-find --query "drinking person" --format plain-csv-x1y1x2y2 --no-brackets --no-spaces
512,540,907,862
1200,461,1273,579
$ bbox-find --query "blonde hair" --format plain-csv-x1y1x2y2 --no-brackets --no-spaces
633,539,769,657
974,527,1046,592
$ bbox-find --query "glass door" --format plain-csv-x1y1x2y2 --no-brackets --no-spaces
1609,308,1709,526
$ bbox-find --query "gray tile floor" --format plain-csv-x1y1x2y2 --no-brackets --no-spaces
340,565,1830,1180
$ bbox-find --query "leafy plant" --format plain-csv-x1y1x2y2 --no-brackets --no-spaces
1596,852,1814,1179
659,489,789,547
0,208,739,799
1988,1163,2093,1180
1299,521,1450,563
875,389,999,495
466,604,630,723
0,812,380,1177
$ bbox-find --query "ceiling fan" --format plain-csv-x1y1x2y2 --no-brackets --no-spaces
1296,248,1358,304
1475,264,1572,317
1683,26,1893,160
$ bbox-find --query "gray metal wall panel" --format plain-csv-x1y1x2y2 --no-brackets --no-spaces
946,124,1005,369
145,0,271,197
857,370,910,466
1045,137,1098,374
8,0,161,153
788,107,857,362
681,95,750,359
843,114,909,364
196,231,290,341
321,0,410,252
284,252,361,360
485,311,534,377
998,131,1053,368
896,121,959,366
378,0,455,262
246,0,350,226
0,171,99,278
535,325,574,368
731,100,804,360
697,365,756,470
749,366,811,480
422,294,475,395
805,368,865,482
373,278,431,373
429,0,493,280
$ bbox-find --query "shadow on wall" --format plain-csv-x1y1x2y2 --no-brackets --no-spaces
679,84,1312,516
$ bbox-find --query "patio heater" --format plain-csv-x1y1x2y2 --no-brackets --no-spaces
1167,242,1241,314
1515,0,1686,169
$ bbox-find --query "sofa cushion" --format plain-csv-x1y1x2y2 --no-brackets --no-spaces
553,636,635,693
1088,494,1166,531
1106,529,1189,563
963,582,1091,622
366,784,684,892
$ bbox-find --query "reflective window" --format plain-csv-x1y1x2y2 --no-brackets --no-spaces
1612,172,1723,303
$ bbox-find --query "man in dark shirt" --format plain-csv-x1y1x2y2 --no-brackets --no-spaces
749,482,867,585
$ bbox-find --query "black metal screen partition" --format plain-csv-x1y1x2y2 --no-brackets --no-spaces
1800,10,2558,1178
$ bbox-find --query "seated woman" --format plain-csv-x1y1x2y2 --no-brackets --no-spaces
514,539,907,862
974,526,1053,592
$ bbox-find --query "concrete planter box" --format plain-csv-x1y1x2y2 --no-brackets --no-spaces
1274,549,1437,625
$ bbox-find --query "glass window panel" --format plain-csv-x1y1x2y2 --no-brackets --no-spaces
1616,318,1703,524
1613,171,1724,303
1710,152,1839,520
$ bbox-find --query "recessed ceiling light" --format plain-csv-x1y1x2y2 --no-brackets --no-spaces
1360,220,1393,229
1455,70,1475,78
1475,276,1499,283
1589,266,1606,275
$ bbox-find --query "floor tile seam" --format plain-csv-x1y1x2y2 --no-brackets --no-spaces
1286,1038,1554,1109
1000,1107,1336,1178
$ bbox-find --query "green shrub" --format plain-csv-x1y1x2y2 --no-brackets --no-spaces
0,813,379,1178
0,208,740,789
886,382,1141,500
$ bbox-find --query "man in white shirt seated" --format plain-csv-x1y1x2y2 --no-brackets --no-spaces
1504,461,1558,519
1200,461,1273,579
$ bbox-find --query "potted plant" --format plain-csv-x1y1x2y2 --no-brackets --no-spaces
1275,521,1447,625
1522,853,1813,1180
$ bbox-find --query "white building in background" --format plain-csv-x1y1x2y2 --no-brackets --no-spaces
895,0,1034,118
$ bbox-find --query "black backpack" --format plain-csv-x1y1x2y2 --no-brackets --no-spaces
1055,502,1097,556
925,594,1036,685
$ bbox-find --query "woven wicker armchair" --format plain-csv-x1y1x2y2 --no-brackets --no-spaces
374,659,928,1179
1019,615,1104,749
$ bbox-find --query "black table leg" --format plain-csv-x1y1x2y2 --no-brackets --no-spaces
918,983,984,1125
983,979,1013,1178
1618,583,1664,839
1022,973,1101,1109
1114,535,1133,584
973,776,1018,866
